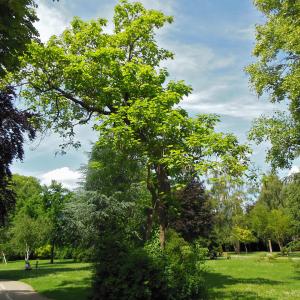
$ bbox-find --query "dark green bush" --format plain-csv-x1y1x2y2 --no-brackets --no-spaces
91,237,168,300
91,229,207,300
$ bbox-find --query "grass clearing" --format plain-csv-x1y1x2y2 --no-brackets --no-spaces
0,260,92,300
0,253,299,299
204,253,300,299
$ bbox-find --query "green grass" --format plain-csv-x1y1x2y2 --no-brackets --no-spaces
0,253,300,300
0,259,92,300
204,254,300,299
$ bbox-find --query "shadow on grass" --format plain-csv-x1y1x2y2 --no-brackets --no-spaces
41,279,92,300
204,271,282,300
0,264,91,281
0,263,92,300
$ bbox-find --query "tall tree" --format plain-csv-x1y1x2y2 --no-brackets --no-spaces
0,87,36,225
0,0,39,225
281,172,300,236
9,0,249,247
267,208,292,252
258,173,283,209
249,202,273,252
246,0,300,169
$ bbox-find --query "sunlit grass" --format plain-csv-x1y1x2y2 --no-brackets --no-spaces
0,253,299,300
205,253,300,299
0,260,92,300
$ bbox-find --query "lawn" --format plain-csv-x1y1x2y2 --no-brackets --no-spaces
0,254,299,300
0,259,92,300
204,253,300,299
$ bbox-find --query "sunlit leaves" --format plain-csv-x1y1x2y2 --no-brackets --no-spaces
246,0,300,168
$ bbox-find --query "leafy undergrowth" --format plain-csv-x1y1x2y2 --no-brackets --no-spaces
205,253,300,300
0,259,92,300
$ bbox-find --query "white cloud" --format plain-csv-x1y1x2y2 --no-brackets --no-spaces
162,43,235,81
35,0,70,42
288,166,300,176
179,92,276,120
40,167,82,189
226,25,256,41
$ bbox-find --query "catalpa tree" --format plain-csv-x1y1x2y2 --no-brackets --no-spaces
7,0,249,247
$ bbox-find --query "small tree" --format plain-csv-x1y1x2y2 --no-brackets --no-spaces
268,209,293,252
250,203,273,252
10,213,48,261
230,226,256,254
42,181,72,263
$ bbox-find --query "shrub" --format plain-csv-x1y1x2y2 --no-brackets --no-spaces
35,244,51,258
222,252,231,260
163,230,207,300
280,247,289,257
287,240,300,252
91,229,207,300
91,239,168,300
266,253,278,261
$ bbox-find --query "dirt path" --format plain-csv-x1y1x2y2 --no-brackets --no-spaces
0,281,49,300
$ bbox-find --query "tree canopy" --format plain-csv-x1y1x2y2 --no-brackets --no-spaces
7,0,249,247
246,0,300,169
0,0,39,76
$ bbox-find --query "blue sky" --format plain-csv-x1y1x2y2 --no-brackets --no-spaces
11,0,299,188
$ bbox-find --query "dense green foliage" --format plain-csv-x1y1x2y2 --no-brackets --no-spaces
0,1,299,299
0,0,39,75
0,88,36,226
7,0,249,249
246,0,300,169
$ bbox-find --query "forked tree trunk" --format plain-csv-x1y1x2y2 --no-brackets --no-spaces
25,243,30,261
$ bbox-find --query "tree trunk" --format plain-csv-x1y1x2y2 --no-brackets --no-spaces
145,164,170,249
158,202,167,249
268,239,273,253
25,243,30,261
234,241,240,254
145,166,157,241
244,243,248,254
156,164,170,249
50,241,55,264
277,240,283,252
2,252,7,264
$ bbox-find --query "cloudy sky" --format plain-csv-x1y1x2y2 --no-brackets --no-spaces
11,0,299,189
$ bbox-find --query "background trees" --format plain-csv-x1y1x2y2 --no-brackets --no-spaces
246,0,300,169
0,0,39,227
42,181,72,263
